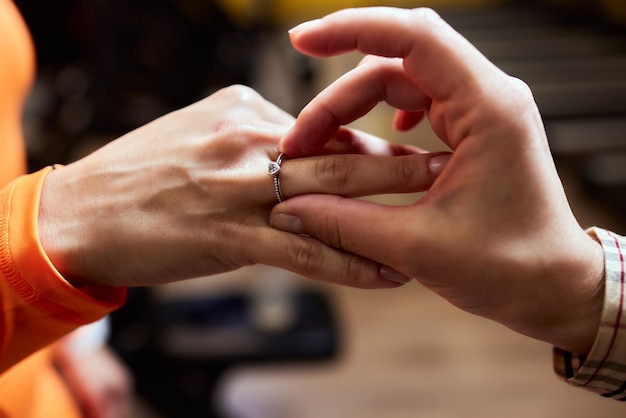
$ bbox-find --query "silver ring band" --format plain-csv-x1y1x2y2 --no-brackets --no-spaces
268,153,285,203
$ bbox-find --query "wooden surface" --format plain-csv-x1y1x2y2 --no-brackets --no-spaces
216,277,626,418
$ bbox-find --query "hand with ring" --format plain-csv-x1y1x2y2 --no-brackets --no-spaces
272,8,605,355
38,85,445,289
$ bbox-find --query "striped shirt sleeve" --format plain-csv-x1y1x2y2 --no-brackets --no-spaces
554,227,626,400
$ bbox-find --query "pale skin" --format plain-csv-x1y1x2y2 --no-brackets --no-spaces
38,84,446,290
271,7,606,355
37,84,448,415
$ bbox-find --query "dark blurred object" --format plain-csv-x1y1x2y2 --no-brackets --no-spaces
110,286,339,418
541,0,626,28
15,0,255,168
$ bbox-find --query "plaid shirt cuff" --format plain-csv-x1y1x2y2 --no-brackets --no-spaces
553,227,626,400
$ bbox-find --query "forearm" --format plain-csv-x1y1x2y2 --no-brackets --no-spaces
0,169,125,373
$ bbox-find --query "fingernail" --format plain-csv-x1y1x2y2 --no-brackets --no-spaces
380,265,412,285
288,19,321,35
428,154,452,177
270,214,305,235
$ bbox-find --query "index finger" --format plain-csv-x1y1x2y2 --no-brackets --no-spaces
289,7,497,101
281,7,508,156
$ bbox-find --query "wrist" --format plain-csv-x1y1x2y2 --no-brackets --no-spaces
38,165,94,288
530,229,605,355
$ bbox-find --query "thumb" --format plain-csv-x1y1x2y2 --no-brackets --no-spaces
270,194,410,269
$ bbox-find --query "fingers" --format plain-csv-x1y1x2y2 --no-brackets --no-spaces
393,110,426,132
278,152,450,199
280,56,429,157
252,224,411,289
281,7,509,156
269,195,413,272
288,7,498,100
306,126,423,157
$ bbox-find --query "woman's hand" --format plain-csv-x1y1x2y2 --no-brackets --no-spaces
39,85,443,289
272,8,605,354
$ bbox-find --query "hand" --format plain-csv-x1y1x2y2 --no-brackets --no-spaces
54,342,132,418
271,8,605,354
38,85,443,289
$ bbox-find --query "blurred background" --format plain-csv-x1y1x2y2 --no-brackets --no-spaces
13,0,626,416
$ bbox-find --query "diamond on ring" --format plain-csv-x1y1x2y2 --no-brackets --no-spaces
268,153,285,203
268,161,281,177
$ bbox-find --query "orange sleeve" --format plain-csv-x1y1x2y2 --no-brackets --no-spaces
0,0,32,187
0,167,127,373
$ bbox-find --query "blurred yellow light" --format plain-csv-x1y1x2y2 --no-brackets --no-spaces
214,0,507,27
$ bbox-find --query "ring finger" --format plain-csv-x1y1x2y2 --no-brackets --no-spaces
268,151,449,203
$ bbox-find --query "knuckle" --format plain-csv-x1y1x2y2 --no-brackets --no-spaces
287,234,372,288
327,211,346,250
215,84,263,107
313,203,346,250
395,156,426,188
508,77,535,105
490,77,540,124
411,7,443,25
315,156,353,193
344,256,370,288
290,239,324,275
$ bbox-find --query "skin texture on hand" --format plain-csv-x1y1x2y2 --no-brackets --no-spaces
38,85,448,290
272,7,605,355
